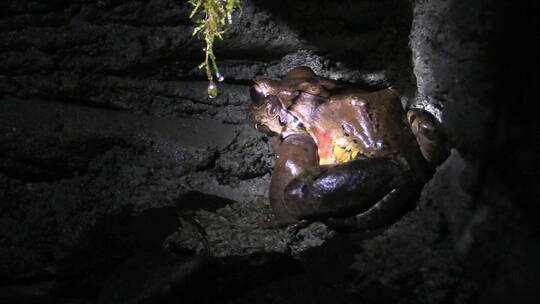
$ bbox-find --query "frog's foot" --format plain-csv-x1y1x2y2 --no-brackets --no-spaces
259,217,296,229
407,109,449,167
324,173,420,232
260,217,312,233
285,219,312,234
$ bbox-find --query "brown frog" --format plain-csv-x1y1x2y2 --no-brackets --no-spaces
249,67,448,231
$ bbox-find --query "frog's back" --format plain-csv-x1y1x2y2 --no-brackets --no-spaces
295,89,400,163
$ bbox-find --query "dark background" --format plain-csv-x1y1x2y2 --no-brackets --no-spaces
1,0,538,303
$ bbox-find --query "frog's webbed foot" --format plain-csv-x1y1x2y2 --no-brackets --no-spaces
407,109,450,167
259,217,294,229
260,217,311,233
324,173,420,232
284,219,312,234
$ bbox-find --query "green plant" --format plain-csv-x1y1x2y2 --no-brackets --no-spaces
189,0,242,98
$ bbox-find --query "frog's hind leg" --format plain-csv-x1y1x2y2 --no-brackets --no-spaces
407,109,450,167
323,172,420,232
283,158,420,231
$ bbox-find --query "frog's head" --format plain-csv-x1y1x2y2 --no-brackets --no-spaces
248,67,341,138
248,83,304,137
248,84,281,136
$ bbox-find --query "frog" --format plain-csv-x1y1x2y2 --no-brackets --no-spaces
249,67,449,231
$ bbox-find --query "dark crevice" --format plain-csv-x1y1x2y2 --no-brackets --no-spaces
0,136,129,183
219,78,256,86
26,94,131,113
175,191,235,213
49,206,180,299
92,18,192,27
250,0,413,69
210,46,295,62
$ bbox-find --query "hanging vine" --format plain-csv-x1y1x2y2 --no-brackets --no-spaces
188,0,242,98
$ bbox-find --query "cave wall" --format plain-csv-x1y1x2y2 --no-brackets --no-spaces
1,0,538,303
410,1,539,303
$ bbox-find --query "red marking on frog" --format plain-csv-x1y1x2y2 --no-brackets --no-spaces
314,127,333,160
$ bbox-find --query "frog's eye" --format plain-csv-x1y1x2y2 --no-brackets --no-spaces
418,122,438,140
307,85,321,95
266,95,282,117
250,86,265,106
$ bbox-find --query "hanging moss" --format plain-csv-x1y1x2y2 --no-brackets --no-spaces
188,0,242,98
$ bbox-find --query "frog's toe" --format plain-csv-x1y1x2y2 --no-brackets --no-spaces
260,217,298,230
285,219,312,234
407,109,449,167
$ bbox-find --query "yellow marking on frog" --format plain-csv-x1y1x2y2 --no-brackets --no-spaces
306,126,365,165
318,136,364,165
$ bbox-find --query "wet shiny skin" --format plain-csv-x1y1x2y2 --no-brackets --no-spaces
249,67,447,231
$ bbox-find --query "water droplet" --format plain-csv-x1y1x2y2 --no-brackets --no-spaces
208,83,217,98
